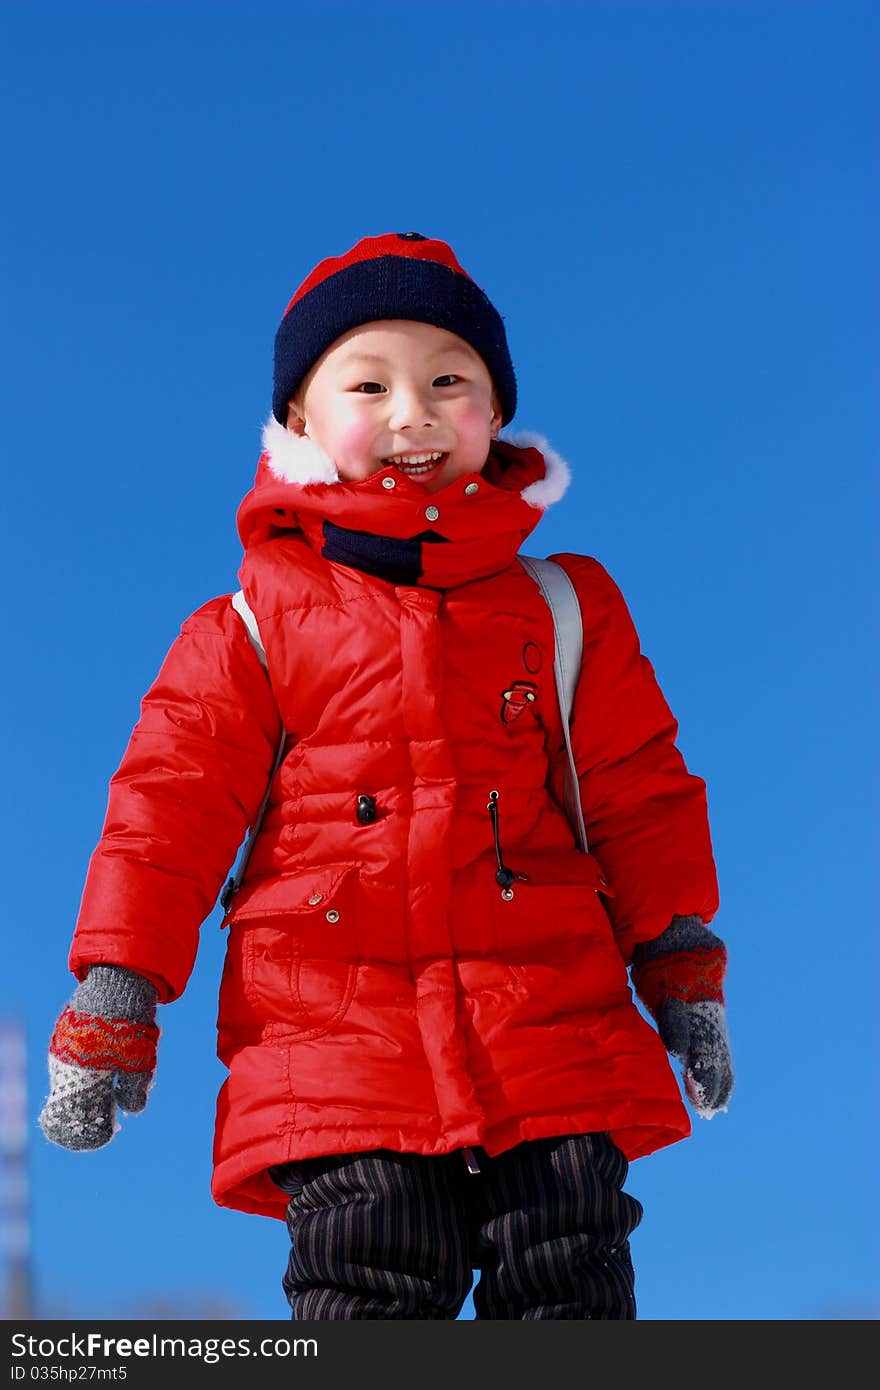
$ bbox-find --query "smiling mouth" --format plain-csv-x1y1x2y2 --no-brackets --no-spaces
382,451,448,475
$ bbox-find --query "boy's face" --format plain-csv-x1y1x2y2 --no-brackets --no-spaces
286,320,503,494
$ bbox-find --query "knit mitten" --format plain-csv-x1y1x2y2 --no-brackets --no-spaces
39,965,160,1151
630,915,733,1118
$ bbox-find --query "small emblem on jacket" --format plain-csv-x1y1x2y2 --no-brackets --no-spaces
500,681,538,724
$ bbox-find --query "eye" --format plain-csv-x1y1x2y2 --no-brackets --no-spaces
355,381,386,394
433,374,459,386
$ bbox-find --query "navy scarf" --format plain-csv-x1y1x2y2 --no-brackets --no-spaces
322,519,448,587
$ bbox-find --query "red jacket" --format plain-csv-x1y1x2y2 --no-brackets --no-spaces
69,427,719,1219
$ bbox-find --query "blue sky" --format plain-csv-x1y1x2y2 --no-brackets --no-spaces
2,0,877,1321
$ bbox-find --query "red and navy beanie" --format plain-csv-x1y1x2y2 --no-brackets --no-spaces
272,231,517,426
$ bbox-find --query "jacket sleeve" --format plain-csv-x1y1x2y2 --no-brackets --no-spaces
68,595,283,1002
552,553,720,963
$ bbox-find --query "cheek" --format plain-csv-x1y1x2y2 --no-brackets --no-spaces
337,416,376,455
451,396,494,444
311,404,375,458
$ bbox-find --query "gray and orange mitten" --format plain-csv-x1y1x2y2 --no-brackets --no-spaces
630,915,734,1117
39,965,160,1151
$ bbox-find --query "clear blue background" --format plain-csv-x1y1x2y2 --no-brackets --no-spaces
3,0,876,1321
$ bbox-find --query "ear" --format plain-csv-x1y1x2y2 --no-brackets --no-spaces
490,391,503,438
286,399,308,436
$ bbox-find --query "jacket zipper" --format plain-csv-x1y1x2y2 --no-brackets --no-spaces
463,793,527,1178
487,788,528,900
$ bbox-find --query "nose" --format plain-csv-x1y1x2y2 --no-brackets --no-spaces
386,383,438,433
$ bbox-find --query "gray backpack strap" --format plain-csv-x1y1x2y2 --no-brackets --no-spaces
231,589,267,667
221,592,287,917
519,556,589,854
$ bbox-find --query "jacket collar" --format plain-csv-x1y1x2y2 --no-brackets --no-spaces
236,417,571,589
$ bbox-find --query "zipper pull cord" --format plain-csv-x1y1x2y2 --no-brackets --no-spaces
487,790,516,888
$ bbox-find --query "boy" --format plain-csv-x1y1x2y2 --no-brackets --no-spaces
40,232,733,1319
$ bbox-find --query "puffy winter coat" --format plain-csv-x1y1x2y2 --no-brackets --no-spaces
69,426,719,1220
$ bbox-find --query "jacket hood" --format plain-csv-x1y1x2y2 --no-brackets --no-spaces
236,417,570,587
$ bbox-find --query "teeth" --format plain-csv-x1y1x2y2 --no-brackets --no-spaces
384,452,444,466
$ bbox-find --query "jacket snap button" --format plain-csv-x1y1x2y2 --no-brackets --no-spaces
382,476,396,489
357,794,378,824
308,892,323,906
501,888,515,901
326,909,340,923
464,482,479,495
425,505,440,521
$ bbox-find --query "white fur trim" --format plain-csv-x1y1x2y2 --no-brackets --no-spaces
261,416,339,485
499,429,571,510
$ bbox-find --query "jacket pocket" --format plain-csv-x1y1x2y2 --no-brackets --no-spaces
221,864,359,1044
487,848,622,966
500,849,628,1017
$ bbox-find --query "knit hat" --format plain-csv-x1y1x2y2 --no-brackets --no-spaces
272,232,517,426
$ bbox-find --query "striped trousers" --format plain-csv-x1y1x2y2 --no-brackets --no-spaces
268,1132,643,1319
